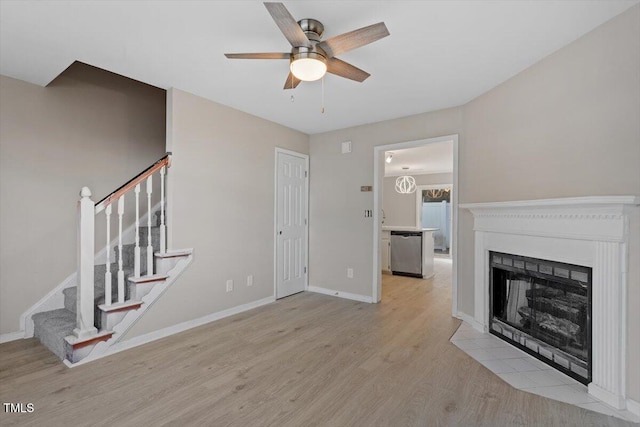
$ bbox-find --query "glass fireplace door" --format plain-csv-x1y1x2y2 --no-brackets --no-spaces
490,252,591,384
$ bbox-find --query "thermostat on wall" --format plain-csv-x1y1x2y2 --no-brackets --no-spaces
341,141,352,154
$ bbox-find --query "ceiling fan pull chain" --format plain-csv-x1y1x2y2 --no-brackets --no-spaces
290,73,295,102
321,76,325,114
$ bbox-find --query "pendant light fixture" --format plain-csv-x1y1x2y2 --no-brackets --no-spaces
395,175,416,194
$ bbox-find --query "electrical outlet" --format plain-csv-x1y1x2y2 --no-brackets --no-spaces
347,268,354,279
247,275,253,287
226,279,233,292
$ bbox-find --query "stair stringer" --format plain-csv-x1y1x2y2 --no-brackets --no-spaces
20,202,162,338
63,249,194,367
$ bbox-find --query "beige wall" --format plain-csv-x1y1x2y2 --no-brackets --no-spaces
383,173,453,227
124,88,309,339
310,5,639,400
0,63,166,334
309,108,463,298
460,4,640,400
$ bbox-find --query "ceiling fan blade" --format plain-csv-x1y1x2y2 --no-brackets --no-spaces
326,58,370,82
283,72,301,90
318,22,389,58
224,53,291,59
264,2,311,48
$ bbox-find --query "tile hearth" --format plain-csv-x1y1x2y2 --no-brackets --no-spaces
451,322,639,423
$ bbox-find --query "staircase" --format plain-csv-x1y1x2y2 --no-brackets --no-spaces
28,154,193,365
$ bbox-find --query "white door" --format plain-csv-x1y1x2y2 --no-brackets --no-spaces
276,151,308,298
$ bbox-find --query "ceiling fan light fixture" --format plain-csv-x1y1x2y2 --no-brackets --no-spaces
290,51,327,81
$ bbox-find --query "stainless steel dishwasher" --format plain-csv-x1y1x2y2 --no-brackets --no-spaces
390,231,423,278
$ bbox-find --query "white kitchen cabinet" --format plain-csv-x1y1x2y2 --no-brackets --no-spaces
381,230,391,272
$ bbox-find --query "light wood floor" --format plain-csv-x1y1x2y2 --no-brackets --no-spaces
0,261,632,426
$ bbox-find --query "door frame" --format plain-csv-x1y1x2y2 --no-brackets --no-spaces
273,147,310,299
372,134,459,317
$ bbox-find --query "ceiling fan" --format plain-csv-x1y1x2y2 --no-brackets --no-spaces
225,2,389,89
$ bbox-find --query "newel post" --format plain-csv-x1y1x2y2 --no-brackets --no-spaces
74,187,98,339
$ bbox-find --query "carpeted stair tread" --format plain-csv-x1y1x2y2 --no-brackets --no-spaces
114,244,160,274
32,308,76,360
63,275,132,312
63,267,134,329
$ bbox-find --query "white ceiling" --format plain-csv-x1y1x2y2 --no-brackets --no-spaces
1,1,637,135
384,141,453,177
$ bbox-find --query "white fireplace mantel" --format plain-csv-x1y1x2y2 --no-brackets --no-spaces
460,196,639,410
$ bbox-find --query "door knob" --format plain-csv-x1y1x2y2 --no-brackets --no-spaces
279,231,282,235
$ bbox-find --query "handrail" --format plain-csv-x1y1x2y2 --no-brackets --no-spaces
95,153,171,213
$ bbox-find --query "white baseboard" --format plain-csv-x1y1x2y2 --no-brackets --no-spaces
65,295,276,367
626,398,640,417
0,331,24,344
455,311,485,333
307,286,373,303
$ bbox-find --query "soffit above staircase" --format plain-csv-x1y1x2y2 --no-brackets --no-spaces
0,1,637,134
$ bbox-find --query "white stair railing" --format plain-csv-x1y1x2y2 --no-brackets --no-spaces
160,166,166,253
117,195,125,303
146,175,154,277
104,204,112,306
134,184,141,278
75,153,170,339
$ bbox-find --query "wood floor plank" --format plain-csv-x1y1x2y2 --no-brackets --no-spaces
0,260,632,426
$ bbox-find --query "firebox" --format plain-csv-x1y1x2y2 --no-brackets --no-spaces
489,252,592,384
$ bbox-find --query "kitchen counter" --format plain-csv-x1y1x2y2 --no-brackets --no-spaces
382,226,439,232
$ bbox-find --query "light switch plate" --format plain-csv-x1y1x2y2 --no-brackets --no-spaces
341,141,352,154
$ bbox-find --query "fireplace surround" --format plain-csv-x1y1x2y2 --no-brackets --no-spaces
461,196,639,410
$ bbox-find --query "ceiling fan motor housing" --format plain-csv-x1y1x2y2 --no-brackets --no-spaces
291,46,326,63
291,19,327,64
298,18,324,42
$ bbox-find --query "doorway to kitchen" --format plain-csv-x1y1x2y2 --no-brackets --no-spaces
372,135,458,317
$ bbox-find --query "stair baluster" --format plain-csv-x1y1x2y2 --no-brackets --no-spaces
104,204,112,307
146,175,154,276
117,195,125,304
160,165,166,254
134,184,141,278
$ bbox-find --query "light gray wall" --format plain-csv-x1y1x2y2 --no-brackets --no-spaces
123,88,309,339
0,63,166,334
309,108,463,298
383,173,453,227
309,5,639,400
